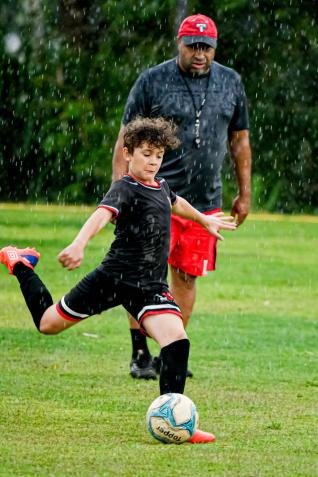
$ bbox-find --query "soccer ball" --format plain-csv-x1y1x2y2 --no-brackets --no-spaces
146,393,198,444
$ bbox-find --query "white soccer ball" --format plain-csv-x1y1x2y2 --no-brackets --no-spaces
146,393,198,444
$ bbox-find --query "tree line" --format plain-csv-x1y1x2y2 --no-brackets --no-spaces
1,0,317,213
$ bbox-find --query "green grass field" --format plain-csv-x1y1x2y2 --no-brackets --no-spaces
0,204,317,477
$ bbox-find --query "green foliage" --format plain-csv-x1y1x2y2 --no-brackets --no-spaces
0,0,175,203
0,0,317,211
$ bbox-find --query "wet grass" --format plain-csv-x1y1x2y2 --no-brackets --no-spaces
0,204,317,477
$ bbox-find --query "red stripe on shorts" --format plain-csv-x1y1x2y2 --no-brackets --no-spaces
56,304,82,322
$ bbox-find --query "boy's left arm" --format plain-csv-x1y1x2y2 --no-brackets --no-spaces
172,196,236,240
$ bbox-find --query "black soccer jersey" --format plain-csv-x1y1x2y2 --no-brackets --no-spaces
122,58,249,212
97,175,177,290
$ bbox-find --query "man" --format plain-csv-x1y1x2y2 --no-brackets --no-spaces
112,14,252,379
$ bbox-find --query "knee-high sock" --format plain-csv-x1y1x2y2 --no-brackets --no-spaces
13,263,53,330
160,338,190,395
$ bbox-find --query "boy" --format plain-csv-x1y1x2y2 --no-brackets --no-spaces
0,117,236,443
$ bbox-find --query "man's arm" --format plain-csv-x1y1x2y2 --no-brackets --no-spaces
112,72,150,182
229,129,252,226
112,125,128,182
58,207,113,270
172,196,236,240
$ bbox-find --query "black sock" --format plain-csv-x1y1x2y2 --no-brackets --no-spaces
13,262,53,330
160,338,190,395
130,329,150,358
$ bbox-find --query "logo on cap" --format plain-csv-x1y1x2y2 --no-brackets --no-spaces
177,14,218,48
196,23,207,33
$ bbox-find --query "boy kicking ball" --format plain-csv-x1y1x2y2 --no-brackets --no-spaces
0,117,236,443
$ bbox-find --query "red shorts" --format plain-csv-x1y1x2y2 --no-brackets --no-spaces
168,209,221,277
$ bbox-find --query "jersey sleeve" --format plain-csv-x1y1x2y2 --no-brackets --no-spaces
98,180,130,218
161,179,177,206
228,76,249,133
170,189,177,206
122,71,151,124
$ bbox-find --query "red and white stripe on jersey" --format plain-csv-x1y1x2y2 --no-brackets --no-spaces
97,205,119,217
126,173,162,190
56,296,90,322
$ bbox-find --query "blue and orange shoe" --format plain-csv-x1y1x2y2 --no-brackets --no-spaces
187,429,216,444
0,246,40,275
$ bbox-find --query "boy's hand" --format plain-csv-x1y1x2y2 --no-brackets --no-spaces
202,212,236,240
58,241,84,270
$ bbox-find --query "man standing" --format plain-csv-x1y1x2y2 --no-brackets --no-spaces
112,14,252,379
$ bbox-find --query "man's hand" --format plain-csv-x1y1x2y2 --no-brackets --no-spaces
231,195,250,226
58,241,84,270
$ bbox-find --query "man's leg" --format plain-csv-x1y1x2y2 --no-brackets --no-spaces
128,313,156,380
169,265,197,328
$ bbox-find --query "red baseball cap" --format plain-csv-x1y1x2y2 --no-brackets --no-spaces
178,14,218,48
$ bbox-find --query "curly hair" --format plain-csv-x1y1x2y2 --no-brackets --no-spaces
123,117,180,154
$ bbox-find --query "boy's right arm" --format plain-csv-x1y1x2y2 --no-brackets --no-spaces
58,207,113,270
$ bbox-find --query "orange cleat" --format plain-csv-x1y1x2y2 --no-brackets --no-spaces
187,429,216,444
0,246,40,275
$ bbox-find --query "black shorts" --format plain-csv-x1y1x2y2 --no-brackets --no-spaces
56,269,182,329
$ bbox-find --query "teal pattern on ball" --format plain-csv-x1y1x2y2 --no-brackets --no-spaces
146,393,198,444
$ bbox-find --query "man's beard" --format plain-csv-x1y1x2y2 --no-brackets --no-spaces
192,67,209,76
184,61,211,76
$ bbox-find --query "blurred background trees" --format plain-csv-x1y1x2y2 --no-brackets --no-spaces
1,0,317,212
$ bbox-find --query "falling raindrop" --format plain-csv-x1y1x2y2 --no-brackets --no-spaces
4,32,21,54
